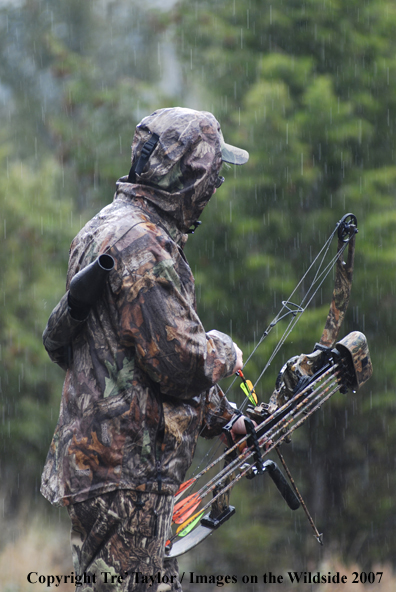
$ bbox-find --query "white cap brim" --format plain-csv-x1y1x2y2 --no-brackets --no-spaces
219,130,249,165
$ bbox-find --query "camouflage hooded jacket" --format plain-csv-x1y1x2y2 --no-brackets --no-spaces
41,108,238,506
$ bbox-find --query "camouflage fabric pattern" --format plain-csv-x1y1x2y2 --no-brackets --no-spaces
41,108,237,507
335,331,373,389
319,232,356,349
68,489,181,591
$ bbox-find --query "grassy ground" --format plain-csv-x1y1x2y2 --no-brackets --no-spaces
0,515,73,592
1,513,394,592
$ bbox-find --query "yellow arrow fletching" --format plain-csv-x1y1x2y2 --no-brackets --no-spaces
176,510,205,537
240,383,249,396
246,380,258,404
240,380,258,405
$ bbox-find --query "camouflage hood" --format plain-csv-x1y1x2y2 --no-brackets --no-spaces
116,107,247,233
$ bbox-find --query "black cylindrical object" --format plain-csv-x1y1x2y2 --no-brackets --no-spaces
263,460,300,510
68,254,115,319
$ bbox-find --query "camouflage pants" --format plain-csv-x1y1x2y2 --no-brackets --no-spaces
67,490,182,592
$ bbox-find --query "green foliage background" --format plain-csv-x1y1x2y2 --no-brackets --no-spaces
0,0,395,580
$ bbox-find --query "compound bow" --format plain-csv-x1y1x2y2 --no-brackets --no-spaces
165,213,373,557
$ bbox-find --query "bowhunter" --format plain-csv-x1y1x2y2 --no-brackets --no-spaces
41,107,249,591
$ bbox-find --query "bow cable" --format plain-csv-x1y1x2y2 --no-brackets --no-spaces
186,218,355,481
190,221,347,477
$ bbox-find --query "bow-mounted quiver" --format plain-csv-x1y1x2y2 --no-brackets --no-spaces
335,331,373,391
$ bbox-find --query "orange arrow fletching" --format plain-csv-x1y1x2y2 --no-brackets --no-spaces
172,493,201,524
175,478,195,498
173,492,199,515
173,500,202,525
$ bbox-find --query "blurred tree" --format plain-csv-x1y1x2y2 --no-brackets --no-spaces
0,147,78,513
0,0,176,211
